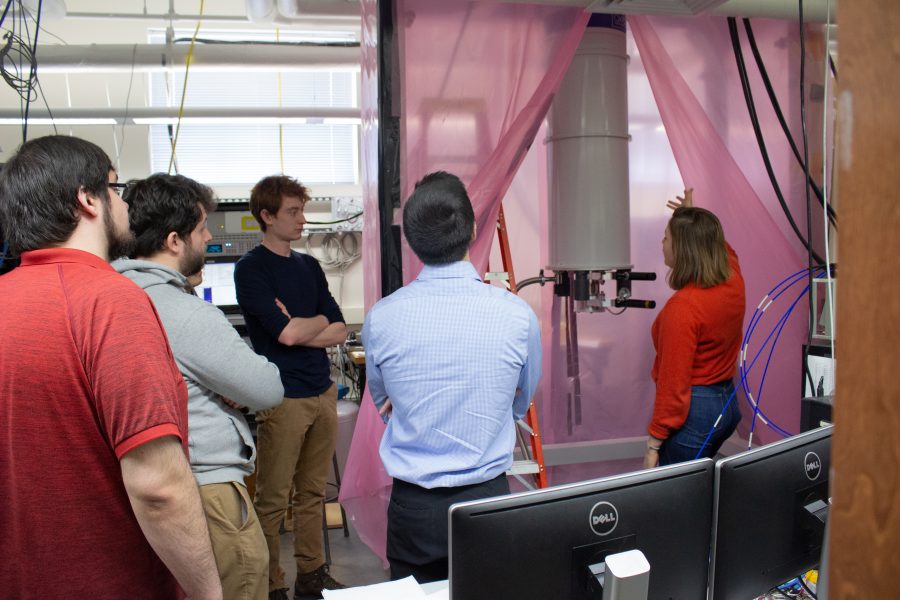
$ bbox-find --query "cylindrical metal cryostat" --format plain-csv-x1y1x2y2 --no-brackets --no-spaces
547,15,630,272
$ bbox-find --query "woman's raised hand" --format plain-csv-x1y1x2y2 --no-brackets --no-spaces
666,187,693,211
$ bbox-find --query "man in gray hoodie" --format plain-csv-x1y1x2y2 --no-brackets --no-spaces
114,173,284,600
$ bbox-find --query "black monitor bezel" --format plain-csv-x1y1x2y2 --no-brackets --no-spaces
448,458,715,600
709,425,832,599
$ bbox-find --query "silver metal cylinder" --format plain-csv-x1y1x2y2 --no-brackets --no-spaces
547,19,631,272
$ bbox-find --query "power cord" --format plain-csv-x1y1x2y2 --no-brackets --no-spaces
168,0,205,174
693,265,830,458
306,211,363,226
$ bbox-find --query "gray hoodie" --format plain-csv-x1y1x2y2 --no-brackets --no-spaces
114,258,283,485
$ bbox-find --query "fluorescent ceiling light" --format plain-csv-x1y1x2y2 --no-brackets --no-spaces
131,117,362,125
0,118,118,126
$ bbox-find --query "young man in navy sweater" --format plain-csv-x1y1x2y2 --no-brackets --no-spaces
235,175,347,600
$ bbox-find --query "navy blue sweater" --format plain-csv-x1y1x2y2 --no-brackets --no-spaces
235,245,344,398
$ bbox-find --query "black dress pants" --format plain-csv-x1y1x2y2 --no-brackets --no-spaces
386,474,510,584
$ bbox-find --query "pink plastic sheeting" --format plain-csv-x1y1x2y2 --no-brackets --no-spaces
339,0,588,566
397,0,590,281
630,16,825,449
535,18,825,488
342,8,827,565
489,17,826,490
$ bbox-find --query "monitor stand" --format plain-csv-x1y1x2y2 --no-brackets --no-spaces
587,549,650,600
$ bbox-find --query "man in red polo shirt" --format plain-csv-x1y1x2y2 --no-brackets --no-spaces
0,136,222,599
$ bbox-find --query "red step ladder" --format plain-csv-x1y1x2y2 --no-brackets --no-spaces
490,204,548,490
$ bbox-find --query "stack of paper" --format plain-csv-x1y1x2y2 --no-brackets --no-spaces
322,576,448,600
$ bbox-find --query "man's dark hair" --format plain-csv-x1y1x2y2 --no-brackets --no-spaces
250,175,309,232
125,173,217,259
0,135,113,254
403,171,475,265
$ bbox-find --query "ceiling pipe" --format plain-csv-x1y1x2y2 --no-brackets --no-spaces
486,0,834,23
709,0,834,22
0,106,362,124
64,12,359,31
31,44,360,73
66,1,361,26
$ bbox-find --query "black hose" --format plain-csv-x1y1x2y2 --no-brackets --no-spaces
727,18,824,265
516,275,553,292
742,18,837,227
21,0,43,143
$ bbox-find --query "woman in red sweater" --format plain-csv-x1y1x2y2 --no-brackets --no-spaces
644,189,745,469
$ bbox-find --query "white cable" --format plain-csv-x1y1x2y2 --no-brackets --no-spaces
106,78,120,167
822,0,836,365
306,231,361,270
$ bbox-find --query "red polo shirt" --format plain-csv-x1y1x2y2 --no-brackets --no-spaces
0,248,189,598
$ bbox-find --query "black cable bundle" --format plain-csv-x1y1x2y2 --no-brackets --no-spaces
0,0,51,142
727,17,823,266
741,17,837,227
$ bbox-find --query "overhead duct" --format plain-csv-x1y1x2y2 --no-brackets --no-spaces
65,1,359,29
0,106,361,124
488,0,835,23
585,0,727,16
708,0,835,21
29,44,360,73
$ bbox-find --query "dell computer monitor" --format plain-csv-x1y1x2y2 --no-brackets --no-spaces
449,459,715,600
709,425,832,599
195,259,239,311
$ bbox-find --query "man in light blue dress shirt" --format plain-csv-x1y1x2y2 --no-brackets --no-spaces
361,171,542,583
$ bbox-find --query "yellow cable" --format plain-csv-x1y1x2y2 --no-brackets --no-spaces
276,28,285,174
168,0,205,174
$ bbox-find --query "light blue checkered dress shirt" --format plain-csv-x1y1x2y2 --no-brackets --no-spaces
362,261,542,488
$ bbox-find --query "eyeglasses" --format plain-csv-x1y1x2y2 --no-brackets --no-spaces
108,182,130,198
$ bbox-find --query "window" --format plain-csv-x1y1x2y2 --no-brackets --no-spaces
147,30,360,186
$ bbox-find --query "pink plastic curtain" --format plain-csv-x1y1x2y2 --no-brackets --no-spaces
630,15,826,447
537,16,827,486
342,5,826,564
340,0,588,565
398,1,590,280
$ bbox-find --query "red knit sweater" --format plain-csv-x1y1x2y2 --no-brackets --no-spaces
648,244,745,440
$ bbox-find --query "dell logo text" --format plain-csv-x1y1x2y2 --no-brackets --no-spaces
804,452,822,481
589,501,619,536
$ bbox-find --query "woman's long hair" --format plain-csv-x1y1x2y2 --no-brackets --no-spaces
667,207,731,290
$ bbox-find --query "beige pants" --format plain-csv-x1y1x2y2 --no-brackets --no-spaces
254,384,338,591
199,481,269,600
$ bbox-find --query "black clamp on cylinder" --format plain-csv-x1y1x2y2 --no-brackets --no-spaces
614,270,657,310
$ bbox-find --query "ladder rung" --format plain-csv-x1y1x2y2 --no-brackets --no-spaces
508,460,541,475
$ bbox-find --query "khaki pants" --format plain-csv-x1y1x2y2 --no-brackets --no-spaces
254,384,338,591
199,481,269,600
